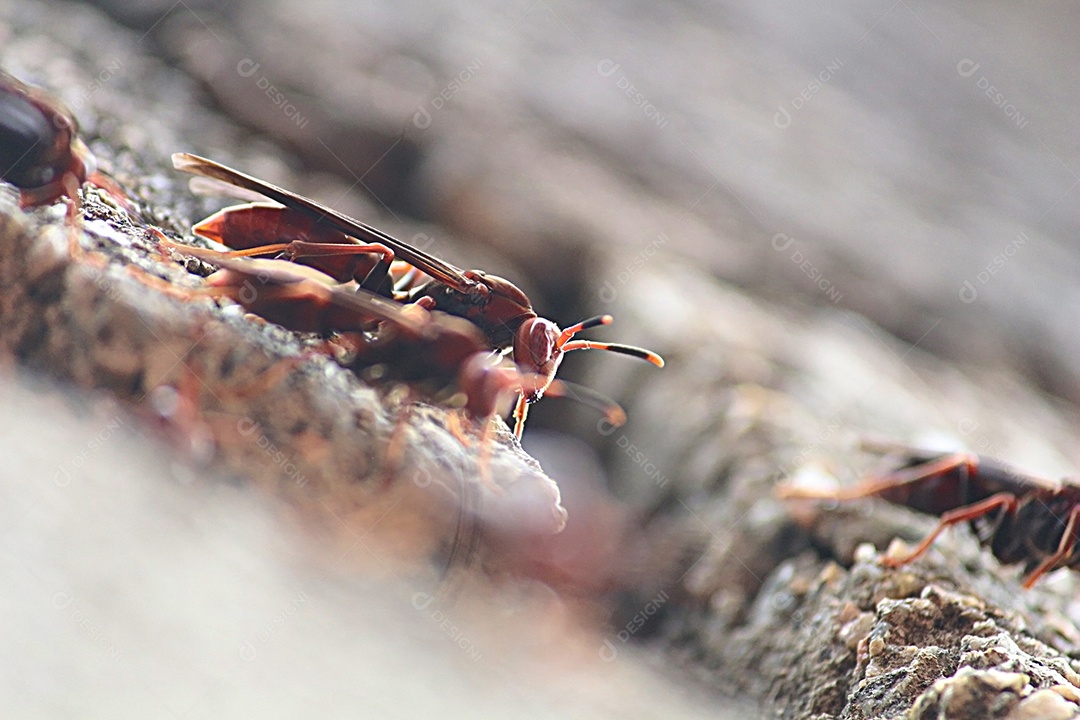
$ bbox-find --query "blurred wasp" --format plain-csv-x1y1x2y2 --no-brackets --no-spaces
778,440,1080,588
0,70,93,210
0,70,131,251
170,152,663,436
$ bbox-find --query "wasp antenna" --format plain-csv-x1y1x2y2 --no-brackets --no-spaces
544,379,627,427
556,314,613,346
560,339,664,367
217,243,293,259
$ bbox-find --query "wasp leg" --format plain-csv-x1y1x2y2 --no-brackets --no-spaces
61,174,84,258
777,452,979,501
1020,504,1080,589
881,492,1017,568
281,240,395,292
512,393,529,439
203,242,292,259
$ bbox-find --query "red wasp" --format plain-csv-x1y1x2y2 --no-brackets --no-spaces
170,152,663,436
778,441,1080,588
0,71,131,251
151,233,627,433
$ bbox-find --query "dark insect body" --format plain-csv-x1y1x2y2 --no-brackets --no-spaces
0,70,94,210
171,153,663,436
779,443,1080,588
0,70,133,257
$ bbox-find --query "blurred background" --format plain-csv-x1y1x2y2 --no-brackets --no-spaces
79,0,1080,404
1,0,1077,715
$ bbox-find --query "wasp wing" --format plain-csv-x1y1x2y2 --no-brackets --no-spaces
172,153,471,291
